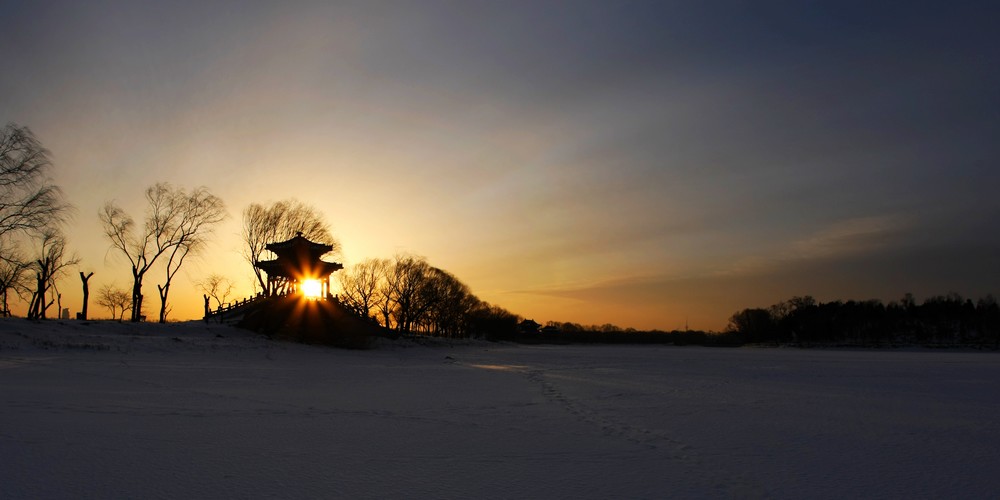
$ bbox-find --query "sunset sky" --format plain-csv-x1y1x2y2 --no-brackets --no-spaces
3,1,998,330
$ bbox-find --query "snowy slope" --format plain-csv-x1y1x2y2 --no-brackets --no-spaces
2,319,998,499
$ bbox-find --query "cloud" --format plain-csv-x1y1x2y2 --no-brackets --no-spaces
507,213,923,327
712,214,912,279
508,213,913,303
786,214,910,261
507,226,999,331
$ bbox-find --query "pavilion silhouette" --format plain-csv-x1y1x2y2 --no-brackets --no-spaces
203,232,386,348
254,232,343,298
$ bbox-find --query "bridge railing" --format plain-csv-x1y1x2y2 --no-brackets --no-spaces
204,290,341,321
204,293,267,320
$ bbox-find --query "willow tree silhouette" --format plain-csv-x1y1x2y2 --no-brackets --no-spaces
241,199,339,296
100,183,226,322
0,123,71,318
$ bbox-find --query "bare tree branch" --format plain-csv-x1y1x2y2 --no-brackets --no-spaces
0,244,31,317
240,199,338,294
155,186,226,322
26,228,79,319
0,124,71,318
338,258,388,322
0,124,69,240
96,284,131,321
196,273,234,310
101,183,226,322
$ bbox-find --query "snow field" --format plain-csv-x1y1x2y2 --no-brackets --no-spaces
2,320,998,499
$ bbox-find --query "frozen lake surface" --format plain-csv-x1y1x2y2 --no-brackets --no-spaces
2,320,998,499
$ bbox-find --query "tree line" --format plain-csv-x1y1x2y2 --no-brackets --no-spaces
338,255,521,340
0,122,231,322
515,320,724,346
0,123,74,319
0,121,520,330
95,196,340,322
726,293,1000,347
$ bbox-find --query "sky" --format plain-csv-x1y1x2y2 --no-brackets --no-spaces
2,1,998,330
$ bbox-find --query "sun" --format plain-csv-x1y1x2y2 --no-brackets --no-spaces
301,279,323,299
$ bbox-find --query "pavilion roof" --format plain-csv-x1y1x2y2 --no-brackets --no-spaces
256,259,343,280
265,232,334,256
255,232,343,280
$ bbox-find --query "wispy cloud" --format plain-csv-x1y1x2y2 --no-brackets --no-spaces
514,214,912,298
786,214,909,260
712,214,911,278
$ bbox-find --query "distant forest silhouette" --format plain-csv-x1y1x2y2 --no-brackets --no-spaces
725,293,1000,348
478,292,999,349
504,293,1000,349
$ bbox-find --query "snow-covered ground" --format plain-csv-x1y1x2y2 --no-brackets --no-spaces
2,319,998,499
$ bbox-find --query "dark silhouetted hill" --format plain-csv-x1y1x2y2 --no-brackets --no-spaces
238,295,388,349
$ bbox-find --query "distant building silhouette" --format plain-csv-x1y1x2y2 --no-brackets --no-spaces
518,319,540,334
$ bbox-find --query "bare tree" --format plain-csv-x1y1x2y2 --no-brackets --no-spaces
0,123,70,316
54,281,64,319
100,183,225,322
79,271,93,320
241,199,338,294
0,123,68,240
339,252,515,339
96,284,132,321
422,267,474,337
197,273,234,310
153,187,226,322
100,187,171,322
0,248,30,316
374,266,396,329
26,229,79,319
338,258,388,321
383,255,442,334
